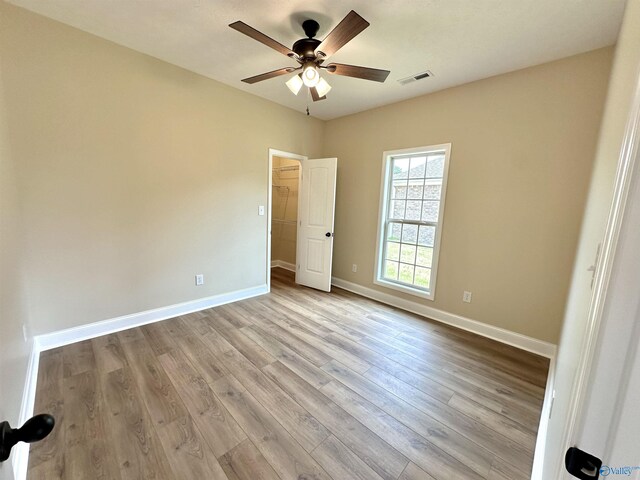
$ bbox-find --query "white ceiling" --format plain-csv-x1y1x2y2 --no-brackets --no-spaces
8,0,626,120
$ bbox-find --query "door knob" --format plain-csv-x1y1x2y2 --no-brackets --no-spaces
0,414,55,462
325,232,333,237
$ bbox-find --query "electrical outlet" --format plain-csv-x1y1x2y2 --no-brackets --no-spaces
258,205,265,216
352,264,358,273
463,291,472,303
195,274,204,286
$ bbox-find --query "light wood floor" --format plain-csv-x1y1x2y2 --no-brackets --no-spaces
28,268,548,480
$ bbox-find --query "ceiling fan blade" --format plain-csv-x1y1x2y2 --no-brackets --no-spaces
310,87,327,102
315,11,369,58
229,21,295,57
326,63,390,82
242,67,298,84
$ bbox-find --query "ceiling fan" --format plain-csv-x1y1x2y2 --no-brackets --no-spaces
229,10,390,102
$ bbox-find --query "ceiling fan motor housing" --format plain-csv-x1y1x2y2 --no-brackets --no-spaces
292,37,321,60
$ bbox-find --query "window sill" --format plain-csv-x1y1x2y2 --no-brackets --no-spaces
373,277,435,301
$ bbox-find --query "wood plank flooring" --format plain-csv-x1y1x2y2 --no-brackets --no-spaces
28,268,548,480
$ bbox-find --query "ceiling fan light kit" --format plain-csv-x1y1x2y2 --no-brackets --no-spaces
302,62,320,87
229,10,390,111
315,77,332,97
286,74,304,95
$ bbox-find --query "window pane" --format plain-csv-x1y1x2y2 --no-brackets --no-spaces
393,158,409,179
387,222,402,241
386,242,400,261
392,184,407,199
415,267,431,288
421,201,440,222
416,246,433,267
407,181,424,199
418,225,435,247
401,224,418,244
399,264,414,283
409,157,426,178
423,184,442,200
384,261,399,280
426,155,445,178
390,200,406,219
400,244,416,264
406,201,422,220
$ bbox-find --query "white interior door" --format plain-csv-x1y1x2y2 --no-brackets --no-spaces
296,157,337,292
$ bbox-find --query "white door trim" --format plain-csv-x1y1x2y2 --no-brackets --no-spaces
267,148,307,292
546,52,640,479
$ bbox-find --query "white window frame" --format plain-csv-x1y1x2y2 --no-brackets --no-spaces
374,143,451,301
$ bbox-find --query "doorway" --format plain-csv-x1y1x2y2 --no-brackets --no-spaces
271,155,301,273
267,149,338,293
267,149,306,292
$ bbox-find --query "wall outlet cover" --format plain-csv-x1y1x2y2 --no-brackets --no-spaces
195,274,204,286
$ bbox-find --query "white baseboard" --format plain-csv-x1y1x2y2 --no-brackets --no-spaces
270,260,296,272
37,284,268,352
331,277,557,358
531,353,557,480
12,340,40,480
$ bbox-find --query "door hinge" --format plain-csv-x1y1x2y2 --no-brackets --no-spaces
565,447,602,479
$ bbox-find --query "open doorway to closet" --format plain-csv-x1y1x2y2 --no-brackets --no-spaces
271,154,301,273
267,149,305,292
267,148,338,292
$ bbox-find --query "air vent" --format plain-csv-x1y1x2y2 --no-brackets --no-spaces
397,70,434,86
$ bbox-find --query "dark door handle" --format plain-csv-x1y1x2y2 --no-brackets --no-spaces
565,447,602,479
326,232,333,237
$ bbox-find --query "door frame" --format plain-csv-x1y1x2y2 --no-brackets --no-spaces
267,148,307,292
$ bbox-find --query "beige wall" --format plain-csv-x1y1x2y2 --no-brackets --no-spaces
0,48,31,479
271,156,299,266
0,2,323,336
323,47,613,344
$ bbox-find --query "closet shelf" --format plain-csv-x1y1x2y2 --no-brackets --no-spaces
272,219,297,225
273,165,299,172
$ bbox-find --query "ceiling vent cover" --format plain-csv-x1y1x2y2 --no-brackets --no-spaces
398,70,434,86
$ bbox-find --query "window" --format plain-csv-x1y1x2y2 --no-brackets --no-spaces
375,144,451,300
